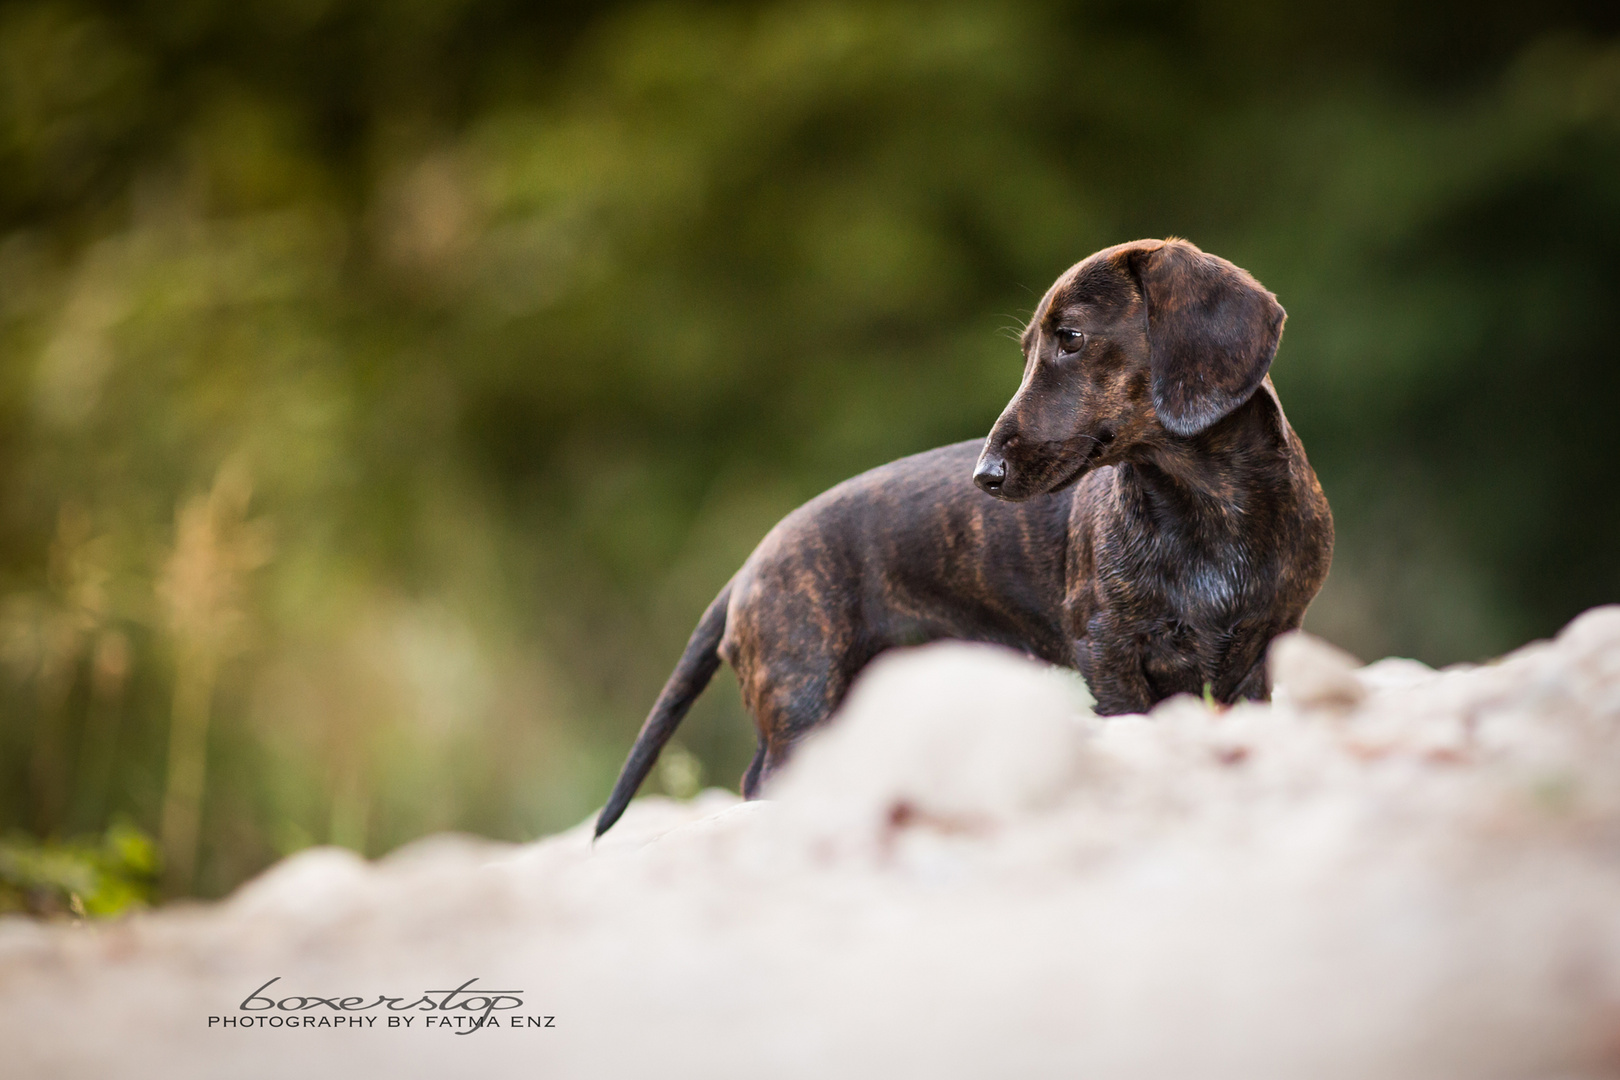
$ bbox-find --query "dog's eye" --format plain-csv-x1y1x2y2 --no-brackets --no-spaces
1054,329,1085,355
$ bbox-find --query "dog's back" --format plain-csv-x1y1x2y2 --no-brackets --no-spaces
718,440,1076,780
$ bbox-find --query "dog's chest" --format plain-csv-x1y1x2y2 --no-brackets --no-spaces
1100,518,1261,621
1088,526,1271,682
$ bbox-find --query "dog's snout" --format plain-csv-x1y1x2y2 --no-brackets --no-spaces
974,454,1007,495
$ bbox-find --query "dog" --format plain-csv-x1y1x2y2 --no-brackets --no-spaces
595,238,1333,836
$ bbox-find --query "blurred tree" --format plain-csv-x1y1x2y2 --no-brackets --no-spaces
0,0,1616,897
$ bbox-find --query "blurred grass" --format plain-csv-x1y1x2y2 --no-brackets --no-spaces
0,820,159,917
0,0,1617,899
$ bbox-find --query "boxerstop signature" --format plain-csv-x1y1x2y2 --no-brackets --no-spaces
208,977,555,1034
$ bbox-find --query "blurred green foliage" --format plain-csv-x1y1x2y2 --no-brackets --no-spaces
0,820,159,917
0,0,1617,898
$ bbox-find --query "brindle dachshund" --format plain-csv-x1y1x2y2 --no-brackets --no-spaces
596,238,1332,836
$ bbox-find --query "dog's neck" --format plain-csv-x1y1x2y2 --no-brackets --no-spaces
1116,383,1293,535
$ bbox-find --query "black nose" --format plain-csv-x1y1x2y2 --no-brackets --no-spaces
973,454,1006,494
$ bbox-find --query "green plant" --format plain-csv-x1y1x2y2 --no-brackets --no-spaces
0,820,160,918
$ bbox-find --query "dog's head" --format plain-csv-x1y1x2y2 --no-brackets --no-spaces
974,238,1285,500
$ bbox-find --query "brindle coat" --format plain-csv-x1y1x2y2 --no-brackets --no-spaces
595,238,1333,837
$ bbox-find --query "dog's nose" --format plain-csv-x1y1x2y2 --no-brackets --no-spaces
973,454,1006,495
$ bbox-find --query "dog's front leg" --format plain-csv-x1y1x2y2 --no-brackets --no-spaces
1073,630,1157,716
1230,653,1272,704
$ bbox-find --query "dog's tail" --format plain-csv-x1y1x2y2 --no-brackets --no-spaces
594,581,733,838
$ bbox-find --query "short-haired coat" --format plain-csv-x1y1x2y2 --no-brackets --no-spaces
596,238,1333,836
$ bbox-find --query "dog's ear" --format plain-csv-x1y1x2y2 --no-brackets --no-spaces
1123,239,1285,437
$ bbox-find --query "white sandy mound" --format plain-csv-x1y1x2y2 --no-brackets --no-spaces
5,611,1620,1080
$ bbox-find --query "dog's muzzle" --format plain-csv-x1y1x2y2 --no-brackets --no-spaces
973,453,1007,496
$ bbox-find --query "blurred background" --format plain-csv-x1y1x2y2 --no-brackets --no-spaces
1,0,1618,905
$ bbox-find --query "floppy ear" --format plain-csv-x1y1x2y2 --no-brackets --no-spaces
1125,240,1285,436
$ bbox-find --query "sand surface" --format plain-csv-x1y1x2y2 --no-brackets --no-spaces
4,610,1620,1079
